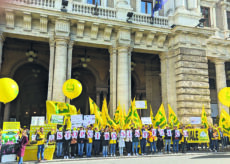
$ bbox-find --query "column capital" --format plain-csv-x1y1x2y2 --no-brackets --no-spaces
49,35,55,47
55,36,69,46
68,40,74,49
159,52,170,61
108,44,117,55
213,59,226,65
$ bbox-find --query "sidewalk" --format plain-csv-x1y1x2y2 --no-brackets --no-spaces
5,151,230,164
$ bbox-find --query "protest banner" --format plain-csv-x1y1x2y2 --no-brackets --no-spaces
50,115,65,125
190,117,201,124
49,135,55,142
135,130,140,137
71,115,83,124
141,117,152,125
3,122,20,132
186,129,209,143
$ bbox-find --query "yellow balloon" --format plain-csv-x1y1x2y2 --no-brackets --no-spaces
0,78,19,104
62,79,82,99
218,87,230,107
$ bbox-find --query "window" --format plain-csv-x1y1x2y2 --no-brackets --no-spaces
141,0,153,14
87,0,100,5
227,11,230,30
200,6,211,27
209,78,216,89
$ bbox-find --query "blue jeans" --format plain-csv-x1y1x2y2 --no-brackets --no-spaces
140,139,146,154
78,143,84,156
150,142,156,152
173,140,179,152
18,157,23,164
37,145,44,160
209,140,213,150
132,142,138,154
213,140,219,151
103,146,108,156
56,142,63,157
86,143,92,157
165,139,171,152
110,144,116,155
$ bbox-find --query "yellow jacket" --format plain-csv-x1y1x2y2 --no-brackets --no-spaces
148,131,154,142
37,132,45,145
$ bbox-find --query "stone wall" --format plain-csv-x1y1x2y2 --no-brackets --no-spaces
175,47,211,124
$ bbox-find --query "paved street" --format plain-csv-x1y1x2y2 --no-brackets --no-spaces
6,152,229,164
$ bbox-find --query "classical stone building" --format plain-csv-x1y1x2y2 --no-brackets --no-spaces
0,0,230,126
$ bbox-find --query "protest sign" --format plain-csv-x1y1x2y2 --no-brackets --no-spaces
72,131,78,139
167,129,172,137
95,132,101,140
3,122,20,132
111,132,117,140
57,132,63,140
135,130,140,137
175,130,180,137
143,131,148,138
160,129,165,136
183,130,188,137
104,132,110,140
71,115,83,124
84,115,95,125
152,129,156,136
64,131,71,140
186,129,209,143
79,130,86,138
141,117,152,125
87,130,93,138
190,117,201,124
31,117,45,126
50,115,65,125
120,130,126,138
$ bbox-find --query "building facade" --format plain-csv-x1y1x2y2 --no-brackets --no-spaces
0,0,230,126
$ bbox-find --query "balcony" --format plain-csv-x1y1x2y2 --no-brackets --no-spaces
4,0,169,28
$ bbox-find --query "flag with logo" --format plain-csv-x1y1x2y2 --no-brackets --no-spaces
201,105,208,129
219,109,230,137
153,104,167,129
150,105,155,124
152,0,168,17
168,104,180,128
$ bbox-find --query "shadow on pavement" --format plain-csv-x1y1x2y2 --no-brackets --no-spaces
191,155,230,159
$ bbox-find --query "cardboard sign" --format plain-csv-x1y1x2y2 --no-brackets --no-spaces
72,131,78,139
183,130,188,137
31,117,45,126
142,131,148,138
71,115,83,124
135,100,147,109
175,130,180,137
95,132,100,140
160,129,165,136
190,117,201,124
49,135,55,142
57,132,63,140
64,131,71,140
87,130,93,138
31,135,36,141
104,132,110,140
167,130,172,137
152,129,156,136
120,130,126,138
50,115,65,125
80,130,85,138
111,132,117,140
141,117,152,124
127,130,132,138
135,130,140,137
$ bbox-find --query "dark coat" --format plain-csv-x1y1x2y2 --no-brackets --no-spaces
17,136,28,157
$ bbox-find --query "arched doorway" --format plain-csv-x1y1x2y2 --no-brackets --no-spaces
71,67,96,115
9,63,48,126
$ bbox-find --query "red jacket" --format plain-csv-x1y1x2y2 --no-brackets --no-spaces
17,136,28,157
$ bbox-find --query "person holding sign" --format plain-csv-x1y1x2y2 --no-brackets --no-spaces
36,127,46,162
93,127,101,156
212,129,219,152
86,126,93,157
156,125,164,153
181,126,187,153
140,125,147,155
118,129,125,156
164,125,172,153
172,126,181,153
17,130,28,164
63,128,71,159
78,127,85,157
110,128,117,157
70,128,78,158
132,128,140,156
46,127,56,144
125,128,133,156
148,127,156,154
56,127,64,158
102,128,110,157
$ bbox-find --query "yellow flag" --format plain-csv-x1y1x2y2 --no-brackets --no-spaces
201,105,208,129
153,104,167,129
46,100,77,124
114,104,121,124
219,109,230,137
150,105,155,124
77,109,81,114
168,104,180,128
89,97,95,115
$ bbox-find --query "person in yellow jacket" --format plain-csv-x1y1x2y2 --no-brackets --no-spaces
212,129,219,152
110,128,117,156
36,127,46,162
148,127,156,154
86,126,93,157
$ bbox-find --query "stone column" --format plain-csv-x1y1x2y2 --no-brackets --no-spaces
47,37,55,100
136,0,141,13
3,103,10,121
222,5,228,31
117,46,130,113
128,48,132,106
52,37,69,102
214,60,229,114
109,46,117,116
0,33,4,73
175,0,186,10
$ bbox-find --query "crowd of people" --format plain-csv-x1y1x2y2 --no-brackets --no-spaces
16,124,228,163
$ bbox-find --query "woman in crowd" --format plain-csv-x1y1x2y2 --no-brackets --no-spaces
140,125,147,155
110,128,117,157
86,126,93,157
63,128,71,159
93,127,101,156
56,127,64,158
78,126,85,158
213,129,219,152
132,127,139,156
125,128,132,156
148,127,156,154
17,130,29,164
70,128,77,158
172,126,180,153
36,127,46,162
118,128,125,156
156,125,164,153
102,128,110,157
